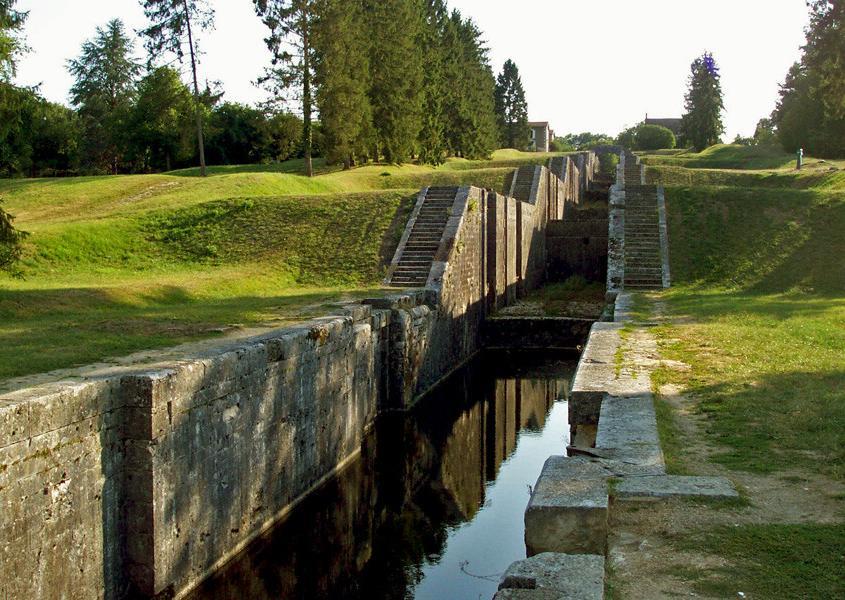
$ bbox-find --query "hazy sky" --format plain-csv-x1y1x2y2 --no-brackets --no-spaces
15,0,810,139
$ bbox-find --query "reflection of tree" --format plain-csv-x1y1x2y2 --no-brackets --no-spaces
188,352,574,600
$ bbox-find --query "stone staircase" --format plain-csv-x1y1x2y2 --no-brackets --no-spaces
623,185,664,290
510,165,536,203
387,186,457,287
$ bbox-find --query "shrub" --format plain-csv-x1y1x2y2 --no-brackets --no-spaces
0,199,28,276
635,124,676,150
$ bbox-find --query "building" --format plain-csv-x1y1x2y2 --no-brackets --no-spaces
644,114,683,138
528,121,554,152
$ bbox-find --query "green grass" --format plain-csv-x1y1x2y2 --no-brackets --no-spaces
0,150,559,382
649,153,845,481
639,144,797,170
676,524,845,599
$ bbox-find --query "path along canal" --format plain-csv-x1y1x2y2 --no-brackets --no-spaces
189,350,578,600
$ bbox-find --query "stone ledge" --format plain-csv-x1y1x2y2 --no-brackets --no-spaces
496,552,604,600
614,475,739,501
525,456,608,556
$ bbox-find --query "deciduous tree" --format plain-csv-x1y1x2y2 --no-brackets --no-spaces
139,0,215,176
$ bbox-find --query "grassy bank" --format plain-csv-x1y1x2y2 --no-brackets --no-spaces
0,150,559,382
624,148,845,598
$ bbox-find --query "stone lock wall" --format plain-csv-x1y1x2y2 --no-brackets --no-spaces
0,152,599,600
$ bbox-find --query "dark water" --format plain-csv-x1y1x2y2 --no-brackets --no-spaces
191,350,577,600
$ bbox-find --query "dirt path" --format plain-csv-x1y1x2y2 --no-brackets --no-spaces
607,334,845,599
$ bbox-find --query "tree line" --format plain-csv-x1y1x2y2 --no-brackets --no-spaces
769,0,845,158
0,0,535,178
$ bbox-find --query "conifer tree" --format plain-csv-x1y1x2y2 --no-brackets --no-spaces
363,0,424,164
444,11,497,159
254,0,318,176
139,0,214,177
679,52,725,152
312,0,372,168
416,0,449,165
0,0,27,80
68,19,141,173
494,59,530,149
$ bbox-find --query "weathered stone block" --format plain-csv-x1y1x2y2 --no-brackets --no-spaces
498,552,604,600
525,456,609,556
614,475,739,501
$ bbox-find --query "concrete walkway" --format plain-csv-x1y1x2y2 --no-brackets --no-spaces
494,292,737,599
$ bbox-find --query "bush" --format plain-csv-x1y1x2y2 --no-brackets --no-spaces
635,124,676,150
0,199,28,276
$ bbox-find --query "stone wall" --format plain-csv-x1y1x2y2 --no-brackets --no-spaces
0,153,599,600
546,208,609,282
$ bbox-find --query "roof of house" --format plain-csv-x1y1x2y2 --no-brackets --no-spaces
528,121,550,128
644,117,683,133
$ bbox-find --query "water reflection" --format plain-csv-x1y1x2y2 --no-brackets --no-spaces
190,350,576,600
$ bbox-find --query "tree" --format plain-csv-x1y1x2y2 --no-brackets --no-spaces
0,0,27,81
0,197,26,276
68,19,141,173
254,0,318,176
494,59,530,149
364,0,424,163
130,66,195,171
312,0,372,168
442,10,497,159
139,0,215,177
680,52,725,151
635,124,675,150
753,118,777,147
772,2,845,157
416,0,450,165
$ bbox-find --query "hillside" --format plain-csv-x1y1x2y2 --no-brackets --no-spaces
626,146,845,599
0,150,560,381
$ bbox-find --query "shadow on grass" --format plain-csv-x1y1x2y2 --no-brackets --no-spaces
666,365,845,481
0,285,385,381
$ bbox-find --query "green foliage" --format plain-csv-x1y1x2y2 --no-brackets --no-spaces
772,2,845,158
598,152,619,176
634,124,675,150
313,0,373,168
415,0,450,166
680,52,725,151
0,197,26,274
68,19,141,174
494,59,530,149
558,132,615,150
130,66,195,172
254,0,318,176
0,0,26,81
365,0,424,164
752,117,777,147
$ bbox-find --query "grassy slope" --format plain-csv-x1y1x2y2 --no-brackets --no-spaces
639,147,845,598
0,150,556,381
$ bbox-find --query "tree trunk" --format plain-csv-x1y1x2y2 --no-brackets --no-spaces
301,8,313,178
184,0,207,177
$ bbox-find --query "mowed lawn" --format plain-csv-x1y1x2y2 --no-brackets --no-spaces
0,150,559,381
639,146,845,598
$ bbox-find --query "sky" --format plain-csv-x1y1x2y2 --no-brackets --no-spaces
15,0,810,140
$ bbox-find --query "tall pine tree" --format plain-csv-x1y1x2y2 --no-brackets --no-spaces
416,0,449,165
679,52,725,152
494,59,530,149
139,0,215,177
364,0,424,164
68,19,141,173
444,11,496,159
312,0,372,168
254,0,318,176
